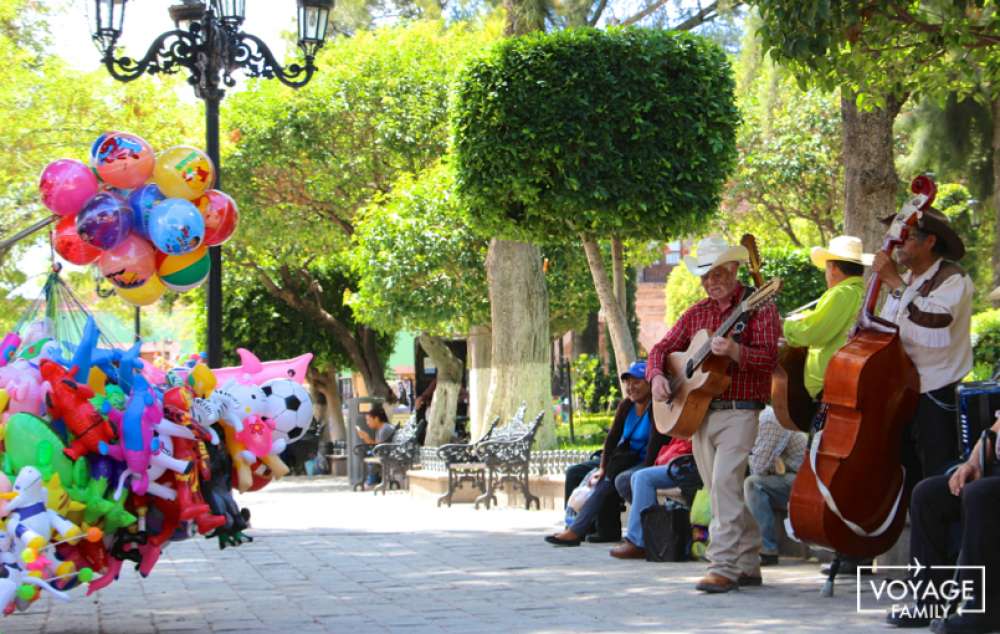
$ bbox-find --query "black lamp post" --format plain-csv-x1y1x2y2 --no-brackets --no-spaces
90,0,333,368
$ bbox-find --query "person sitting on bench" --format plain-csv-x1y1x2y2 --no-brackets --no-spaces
887,415,1000,633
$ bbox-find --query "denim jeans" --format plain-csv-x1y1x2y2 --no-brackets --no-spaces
622,465,696,548
742,473,795,555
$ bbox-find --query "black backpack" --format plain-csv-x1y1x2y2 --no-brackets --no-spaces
641,500,691,562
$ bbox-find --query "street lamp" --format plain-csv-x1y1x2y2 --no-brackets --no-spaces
90,0,333,368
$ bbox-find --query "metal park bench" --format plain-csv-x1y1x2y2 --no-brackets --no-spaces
474,408,546,510
434,404,528,507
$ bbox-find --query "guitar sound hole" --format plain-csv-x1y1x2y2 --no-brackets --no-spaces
685,359,694,379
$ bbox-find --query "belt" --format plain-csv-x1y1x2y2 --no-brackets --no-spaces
709,399,765,411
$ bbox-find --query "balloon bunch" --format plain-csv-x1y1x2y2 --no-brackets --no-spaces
40,132,239,306
0,315,313,615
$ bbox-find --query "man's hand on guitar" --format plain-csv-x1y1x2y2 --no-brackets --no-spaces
651,374,672,402
710,336,740,363
872,251,904,291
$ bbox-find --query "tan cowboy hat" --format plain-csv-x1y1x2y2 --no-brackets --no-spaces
683,235,748,277
809,235,874,269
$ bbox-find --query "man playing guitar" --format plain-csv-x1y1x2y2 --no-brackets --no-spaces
647,235,780,593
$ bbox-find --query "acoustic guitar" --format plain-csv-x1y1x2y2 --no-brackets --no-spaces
653,277,782,439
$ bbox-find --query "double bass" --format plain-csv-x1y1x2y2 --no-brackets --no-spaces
787,175,935,559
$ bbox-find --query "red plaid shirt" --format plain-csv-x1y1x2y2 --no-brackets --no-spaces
646,283,780,402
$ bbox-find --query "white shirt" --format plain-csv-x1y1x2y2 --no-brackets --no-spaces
879,258,974,392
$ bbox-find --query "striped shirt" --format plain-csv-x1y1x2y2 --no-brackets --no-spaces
647,283,780,403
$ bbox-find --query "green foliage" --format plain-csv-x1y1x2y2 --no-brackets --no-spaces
570,353,619,413
721,66,843,248
350,160,599,337
933,183,993,312
351,161,489,335
453,27,739,242
555,411,611,450
744,246,827,316
971,309,1000,381
205,258,394,374
665,246,826,325
664,263,705,326
748,1,1000,104
224,19,500,265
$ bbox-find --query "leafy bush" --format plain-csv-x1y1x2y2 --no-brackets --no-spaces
971,309,1000,381
664,264,705,326
453,27,739,243
745,246,827,316
571,353,620,414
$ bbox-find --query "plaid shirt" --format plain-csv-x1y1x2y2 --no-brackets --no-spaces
646,283,780,403
749,407,808,476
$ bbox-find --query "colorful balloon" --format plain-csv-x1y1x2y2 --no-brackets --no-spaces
90,131,155,189
97,234,157,289
128,184,165,239
75,193,133,250
157,246,210,292
53,215,102,265
39,159,99,217
194,189,239,246
153,146,215,200
115,274,166,306
148,198,205,255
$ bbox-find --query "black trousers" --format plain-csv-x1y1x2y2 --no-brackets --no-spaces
910,474,1000,619
901,383,961,495
564,456,622,538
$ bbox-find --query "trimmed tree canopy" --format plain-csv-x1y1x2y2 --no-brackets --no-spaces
452,27,739,242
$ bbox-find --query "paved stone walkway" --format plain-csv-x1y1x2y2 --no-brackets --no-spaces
5,477,899,633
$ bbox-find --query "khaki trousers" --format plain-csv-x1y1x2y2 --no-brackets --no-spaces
692,408,761,581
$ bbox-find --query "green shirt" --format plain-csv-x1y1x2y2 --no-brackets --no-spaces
782,276,864,398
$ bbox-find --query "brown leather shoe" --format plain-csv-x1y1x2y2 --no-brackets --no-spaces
609,540,646,560
695,573,738,593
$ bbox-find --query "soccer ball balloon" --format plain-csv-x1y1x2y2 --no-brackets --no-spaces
262,379,313,444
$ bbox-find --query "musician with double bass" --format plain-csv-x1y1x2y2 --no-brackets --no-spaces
647,235,780,594
782,235,871,413
872,207,974,491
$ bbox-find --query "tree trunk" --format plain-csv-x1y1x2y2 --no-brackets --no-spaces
357,326,396,402
308,366,345,443
483,238,554,449
467,324,492,440
582,238,637,377
841,91,906,251
992,96,1000,301
611,238,626,314
417,333,463,447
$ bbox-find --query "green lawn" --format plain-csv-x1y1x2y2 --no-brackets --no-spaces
554,412,612,450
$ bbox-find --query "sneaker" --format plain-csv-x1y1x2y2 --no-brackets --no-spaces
759,553,779,567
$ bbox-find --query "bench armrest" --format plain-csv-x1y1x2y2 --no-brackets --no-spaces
437,443,476,464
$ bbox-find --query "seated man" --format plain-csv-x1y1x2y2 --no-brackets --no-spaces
887,414,1000,632
545,361,665,546
356,406,396,486
743,407,807,567
608,434,696,559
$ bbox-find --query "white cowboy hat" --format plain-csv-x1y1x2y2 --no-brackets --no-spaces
683,235,748,277
809,235,874,269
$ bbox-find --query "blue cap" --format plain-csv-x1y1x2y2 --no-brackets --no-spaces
620,360,647,381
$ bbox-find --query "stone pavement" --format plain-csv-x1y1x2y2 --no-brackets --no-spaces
5,477,900,634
